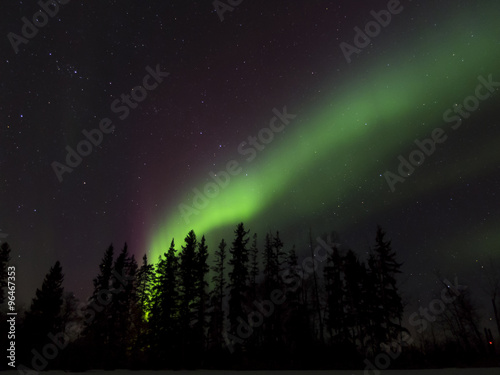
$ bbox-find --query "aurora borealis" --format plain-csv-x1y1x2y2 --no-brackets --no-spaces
1,0,499,316
148,1,500,267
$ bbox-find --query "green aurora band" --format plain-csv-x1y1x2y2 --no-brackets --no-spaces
147,4,500,258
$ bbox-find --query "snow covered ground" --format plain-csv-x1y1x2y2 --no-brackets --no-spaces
4,369,500,375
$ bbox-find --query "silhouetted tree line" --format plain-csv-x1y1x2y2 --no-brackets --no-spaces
0,226,499,371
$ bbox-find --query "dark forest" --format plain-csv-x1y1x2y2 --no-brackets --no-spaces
1,223,498,372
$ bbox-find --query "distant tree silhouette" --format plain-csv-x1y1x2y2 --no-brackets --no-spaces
136,254,155,321
282,245,301,303
273,231,286,272
257,232,278,352
149,239,180,365
482,257,500,340
91,244,114,297
263,232,280,295
367,226,404,353
179,230,199,363
209,238,227,351
342,249,369,351
194,235,210,360
249,233,259,300
132,254,154,363
324,244,345,343
270,231,286,346
109,243,138,365
84,244,116,367
308,230,324,344
24,261,65,352
437,284,484,354
228,223,250,350
282,245,311,360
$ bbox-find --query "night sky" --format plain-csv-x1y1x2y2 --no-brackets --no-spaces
1,0,499,322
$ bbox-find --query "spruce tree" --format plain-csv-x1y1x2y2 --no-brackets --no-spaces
109,243,138,364
228,223,249,340
249,233,259,300
179,230,198,360
271,231,286,345
24,261,65,349
324,244,344,343
282,245,311,354
343,249,368,349
283,245,301,303
263,232,277,294
195,235,209,354
85,244,115,367
149,239,180,362
91,244,114,300
210,238,227,350
367,226,404,349
136,254,154,320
